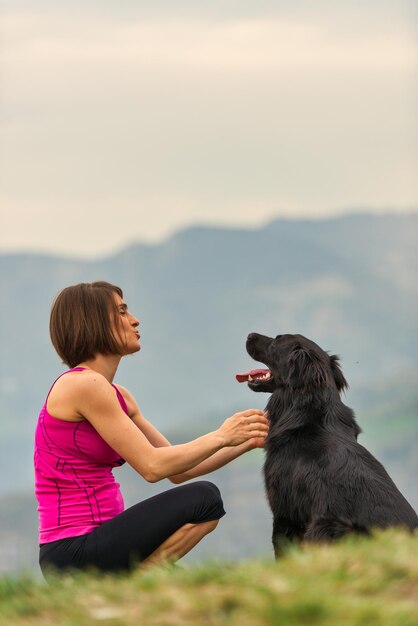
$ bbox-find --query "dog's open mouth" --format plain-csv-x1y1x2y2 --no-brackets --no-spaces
236,369,272,384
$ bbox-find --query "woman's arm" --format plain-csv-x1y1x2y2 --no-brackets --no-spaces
74,373,268,483
116,384,266,483
169,439,262,483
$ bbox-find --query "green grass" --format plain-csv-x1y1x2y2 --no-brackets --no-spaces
1,530,417,626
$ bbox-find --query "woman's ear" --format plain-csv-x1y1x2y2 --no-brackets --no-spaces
329,354,348,392
286,348,327,389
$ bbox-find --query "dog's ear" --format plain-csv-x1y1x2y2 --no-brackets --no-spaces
286,348,327,389
329,354,348,392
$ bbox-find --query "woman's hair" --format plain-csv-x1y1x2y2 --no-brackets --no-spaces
50,281,124,368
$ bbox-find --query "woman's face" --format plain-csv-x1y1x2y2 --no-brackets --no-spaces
111,292,141,355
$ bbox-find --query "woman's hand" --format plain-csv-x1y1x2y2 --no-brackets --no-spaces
249,431,269,449
217,409,269,447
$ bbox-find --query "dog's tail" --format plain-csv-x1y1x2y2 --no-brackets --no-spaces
304,516,369,542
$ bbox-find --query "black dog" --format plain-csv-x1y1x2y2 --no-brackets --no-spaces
237,333,418,557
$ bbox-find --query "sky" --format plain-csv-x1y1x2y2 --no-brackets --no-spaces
1,1,417,258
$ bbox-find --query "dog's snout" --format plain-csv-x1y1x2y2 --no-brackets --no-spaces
247,333,259,343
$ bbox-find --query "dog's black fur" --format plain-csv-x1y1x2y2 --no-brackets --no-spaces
245,332,418,557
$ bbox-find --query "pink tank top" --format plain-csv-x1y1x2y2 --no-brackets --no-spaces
34,368,127,544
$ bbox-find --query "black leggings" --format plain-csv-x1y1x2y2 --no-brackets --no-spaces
39,481,225,578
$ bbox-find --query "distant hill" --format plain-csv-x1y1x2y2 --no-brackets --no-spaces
1,212,417,494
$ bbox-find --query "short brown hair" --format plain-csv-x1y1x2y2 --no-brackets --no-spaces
50,281,124,368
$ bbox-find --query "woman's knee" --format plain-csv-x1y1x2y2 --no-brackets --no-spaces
190,481,225,522
193,480,224,508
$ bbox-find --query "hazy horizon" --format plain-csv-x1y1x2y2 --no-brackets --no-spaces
1,1,416,257
1,207,417,260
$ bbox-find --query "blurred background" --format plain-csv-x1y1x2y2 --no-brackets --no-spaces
0,1,417,574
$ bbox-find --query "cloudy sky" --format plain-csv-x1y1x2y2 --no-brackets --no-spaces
1,1,417,257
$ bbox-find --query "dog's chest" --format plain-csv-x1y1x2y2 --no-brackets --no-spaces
264,448,309,490
263,434,325,515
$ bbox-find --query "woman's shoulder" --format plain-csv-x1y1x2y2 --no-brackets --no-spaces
112,383,131,398
112,384,140,418
49,368,111,398
46,369,112,422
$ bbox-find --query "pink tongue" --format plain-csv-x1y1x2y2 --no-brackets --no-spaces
236,369,270,383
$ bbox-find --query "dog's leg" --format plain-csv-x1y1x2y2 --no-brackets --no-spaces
272,517,303,558
304,516,368,542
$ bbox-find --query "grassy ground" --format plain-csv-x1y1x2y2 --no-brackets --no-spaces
0,529,417,626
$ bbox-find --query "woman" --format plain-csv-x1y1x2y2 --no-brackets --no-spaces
35,281,268,576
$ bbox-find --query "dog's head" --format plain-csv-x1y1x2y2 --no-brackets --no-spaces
237,332,348,394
